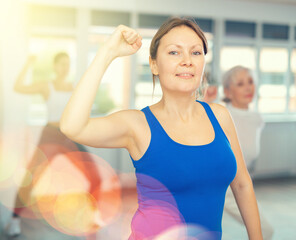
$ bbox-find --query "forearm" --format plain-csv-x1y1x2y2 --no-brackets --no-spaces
14,62,32,92
60,45,115,137
232,180,263,240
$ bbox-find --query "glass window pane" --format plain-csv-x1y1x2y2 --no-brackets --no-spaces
193,18,213,33
258,48,288,113
225,21,256,38
263,24,289,40
88,27,129,114
290,49,296,112
204,33,215,88
28,5,76,28
139,14,170,29
260,48,288,72
220,46,256,72
91,11,130,27
135,29,161,109
205,33,213,65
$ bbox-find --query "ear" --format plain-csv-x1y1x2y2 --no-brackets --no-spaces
149,56,159,75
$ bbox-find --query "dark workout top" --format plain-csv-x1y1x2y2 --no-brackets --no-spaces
129,100,237,240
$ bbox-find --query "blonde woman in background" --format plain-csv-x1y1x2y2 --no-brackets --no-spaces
6,53,101,238
222,65,274,240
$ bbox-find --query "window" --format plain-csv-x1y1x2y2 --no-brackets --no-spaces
204,32,214,78
220,46,256,71
28,4,76,28
225,21,256,38
135,15,171,110
290,49,296,112
88,26,130,115
135,29,160,110
88,11,131,115
91,10,130,27
139,14,170,29
263,23,289,40
193,18,213,33
258,48,288,113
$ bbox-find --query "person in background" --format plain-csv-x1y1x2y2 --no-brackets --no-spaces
222,65,274,239
203,71,218,103
60,17,263,239
6,52,101,237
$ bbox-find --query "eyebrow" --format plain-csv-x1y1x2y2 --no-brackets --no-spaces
165,44,203,49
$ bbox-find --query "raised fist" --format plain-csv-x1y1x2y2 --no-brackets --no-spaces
104,25,142,58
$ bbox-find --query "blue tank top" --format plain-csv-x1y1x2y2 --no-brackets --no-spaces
129,100,237,240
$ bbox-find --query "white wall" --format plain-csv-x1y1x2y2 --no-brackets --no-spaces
254,122,296,178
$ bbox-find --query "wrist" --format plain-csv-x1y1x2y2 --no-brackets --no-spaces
100,43,118,61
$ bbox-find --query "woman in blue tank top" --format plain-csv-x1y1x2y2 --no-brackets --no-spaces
61,17,263,239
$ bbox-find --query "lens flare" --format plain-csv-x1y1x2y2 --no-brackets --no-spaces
0,128,41,190
129,173,185,240
53,191,100,235
33,151,122,236
0,128,49,219
0,148,20,185
155,224,220,240
1,126,122,236
108,192,138,240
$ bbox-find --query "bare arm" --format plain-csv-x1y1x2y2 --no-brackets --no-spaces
14,56,47,96
60,25,142,149
211,103,263,240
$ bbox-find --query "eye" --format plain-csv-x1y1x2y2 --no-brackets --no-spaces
168,51,178,55
248,78,254,85
192,51,201,56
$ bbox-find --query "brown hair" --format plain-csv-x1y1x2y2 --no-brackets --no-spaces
150,17,208,93
53,52,69,65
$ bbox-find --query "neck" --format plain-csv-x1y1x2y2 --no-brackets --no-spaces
157,92,198,122
231,101,249,110
53,76,67,84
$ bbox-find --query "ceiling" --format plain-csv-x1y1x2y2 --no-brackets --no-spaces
237,0,296,5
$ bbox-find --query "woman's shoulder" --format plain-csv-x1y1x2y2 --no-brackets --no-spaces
109,109,148,140
206,102,234,130
115,108,145,116
207,102,231,119
110,108,146,126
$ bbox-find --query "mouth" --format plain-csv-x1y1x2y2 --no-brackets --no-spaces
176,73,195,79
245,94,254,98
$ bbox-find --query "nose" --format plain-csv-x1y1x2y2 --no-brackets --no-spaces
180,53,192,67
246,82,254,91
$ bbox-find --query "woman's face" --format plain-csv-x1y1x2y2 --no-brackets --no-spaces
226,70,255,109
54,56,70,78
150,26,205,96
